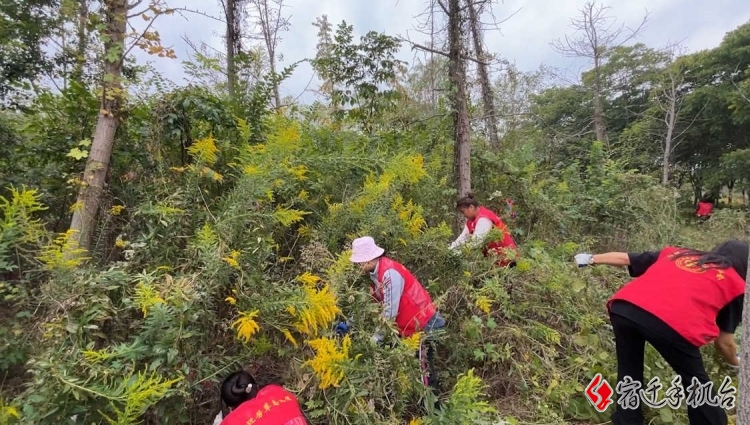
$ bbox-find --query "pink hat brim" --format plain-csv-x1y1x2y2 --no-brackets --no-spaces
349,247,384,263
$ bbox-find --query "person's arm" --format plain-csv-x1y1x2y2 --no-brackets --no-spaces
372,269,404,342
575,250,661,277
449,224,470,250
715,295,743,366
715,332,739,366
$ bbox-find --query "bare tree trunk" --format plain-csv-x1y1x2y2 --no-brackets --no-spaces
71,0,89,84
466,0,499,150
68,0,127,251
448,0,471,197
661,94,676,186
224,0,237,98
593,56,608,144
256,0,283,108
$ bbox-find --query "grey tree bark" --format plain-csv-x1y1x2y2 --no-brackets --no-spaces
447,0,472,198
67,0,127,251
466,0,499,150
739,250,750,423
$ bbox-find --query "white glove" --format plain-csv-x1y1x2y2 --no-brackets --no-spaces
728,355,740,371
575,253,594,267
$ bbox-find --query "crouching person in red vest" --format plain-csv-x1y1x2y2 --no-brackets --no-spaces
575,239,748,425
215,371,308,425
696,197,714,220
450,193,518,267
348,236,446,392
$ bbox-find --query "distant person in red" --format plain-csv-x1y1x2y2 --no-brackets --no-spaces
575,240,748,425
214,371,307,425
696,196,714,220
450,193,518,267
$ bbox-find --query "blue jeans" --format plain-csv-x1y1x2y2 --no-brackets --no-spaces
423,311,446,333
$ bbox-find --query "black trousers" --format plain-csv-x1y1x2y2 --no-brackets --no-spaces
609,312,727,425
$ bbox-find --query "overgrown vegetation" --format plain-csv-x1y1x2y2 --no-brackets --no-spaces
0,1,749,424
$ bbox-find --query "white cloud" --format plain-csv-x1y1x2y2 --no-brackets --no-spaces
134,0,749,103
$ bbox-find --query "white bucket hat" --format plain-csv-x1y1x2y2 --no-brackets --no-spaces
349,236,385,263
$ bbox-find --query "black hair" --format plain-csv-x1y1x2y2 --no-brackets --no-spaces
671,239,749,280
456,192,479,209
220,371,260,415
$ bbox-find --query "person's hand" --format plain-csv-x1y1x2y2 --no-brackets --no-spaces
335,321,350,337
574,253,594,268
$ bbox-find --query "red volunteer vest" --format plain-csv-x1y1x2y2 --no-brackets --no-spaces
696,202,713,216
466,206,518,266
607,247,746,347
221,385,307,425
371,257,437,337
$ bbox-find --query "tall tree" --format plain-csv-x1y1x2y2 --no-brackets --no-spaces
652,48,693,186
311,19,405,133
466,0,499,150
0,0,60,105
550,1,647,146
68,0,176,252
406,0,479,197
220,0,245,98
447,0,472,197
248,0,290,109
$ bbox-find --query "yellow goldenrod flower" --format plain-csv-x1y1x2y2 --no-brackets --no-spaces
225,296,237,305
243,164,259,175
402,331,423,351
304,335,351,389
37,229,90,270
187,135,219,164
291,283,341,336
282,329,298,348
109,205,125,215
408,418,423,425
133,282,165,317
475,296,493,314
222,250,241,270
295,272,321,286
232,310,261,343
114,237,126,248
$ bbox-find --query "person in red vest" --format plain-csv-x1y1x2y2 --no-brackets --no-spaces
347,236,446,390
575,239,748,425
696,196,714,220
449,193,518,267
214,371,308,425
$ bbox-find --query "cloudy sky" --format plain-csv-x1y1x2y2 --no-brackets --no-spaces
131,0,749,104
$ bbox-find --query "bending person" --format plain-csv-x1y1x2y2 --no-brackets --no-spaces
450,193,518,267
347,236,446,390
574,240,748,425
